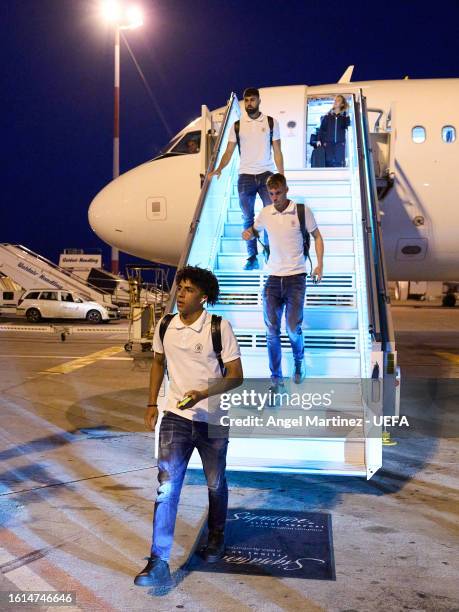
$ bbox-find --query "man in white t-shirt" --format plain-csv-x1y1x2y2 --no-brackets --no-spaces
209,87,284,270
242,174,324,388
134,266,243,588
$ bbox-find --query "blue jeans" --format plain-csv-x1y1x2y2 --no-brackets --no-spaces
151,411,229,561
263,274,306,382
238,171,273,257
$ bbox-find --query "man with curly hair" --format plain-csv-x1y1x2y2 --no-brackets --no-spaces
134,266,243,587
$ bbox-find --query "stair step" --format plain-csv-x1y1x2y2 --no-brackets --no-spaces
234,329,360,351
227,209,353,225
220,237,354,255
217,291,357,306
217,253,355,272
189,438,366,475
235,343,362,378
285,169,351,181
209,305,359,331
288,182,352,197
223,223,353,238
229,195,353,211
215,271,356,291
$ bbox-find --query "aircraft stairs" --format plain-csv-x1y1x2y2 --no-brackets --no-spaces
0,243,119,306
164,91,399,479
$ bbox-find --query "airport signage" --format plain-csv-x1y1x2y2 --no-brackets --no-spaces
59,255,102,269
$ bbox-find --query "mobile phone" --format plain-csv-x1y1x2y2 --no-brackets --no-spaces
177,395,193,409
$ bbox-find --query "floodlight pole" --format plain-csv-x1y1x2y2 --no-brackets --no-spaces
111,26,120,275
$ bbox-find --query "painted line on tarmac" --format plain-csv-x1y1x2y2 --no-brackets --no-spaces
1,531,113,611
0,354,133,361
41,346,125,375
435,351,459,365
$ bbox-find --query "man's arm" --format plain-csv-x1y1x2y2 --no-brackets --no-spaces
209,141,237,178
311,228,324,281
182,358,243,408
272,139,284,174
145,352,165,431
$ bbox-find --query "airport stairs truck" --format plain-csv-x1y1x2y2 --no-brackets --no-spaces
0,244,125,307
166,91,399,478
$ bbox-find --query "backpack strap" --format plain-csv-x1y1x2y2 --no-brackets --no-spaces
296,203,313,274
235,116,274,154
234,120,241,153
267,115,274,148
211,314,226,377
159,313,176,346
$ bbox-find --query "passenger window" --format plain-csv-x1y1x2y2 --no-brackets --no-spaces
3,291,14,300
412,126,426,143
442,126,456,143
25,291,40,299
39,291,58,301
171,131,201,155
60,292,74,302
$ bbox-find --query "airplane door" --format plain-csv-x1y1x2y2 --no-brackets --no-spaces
200,104,215,177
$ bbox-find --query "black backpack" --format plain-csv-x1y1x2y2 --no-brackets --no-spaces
159,313,226,377
234,116,274,153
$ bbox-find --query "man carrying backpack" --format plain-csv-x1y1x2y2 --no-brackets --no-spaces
209,87,284,270
242,173,324,389
134,266,243,588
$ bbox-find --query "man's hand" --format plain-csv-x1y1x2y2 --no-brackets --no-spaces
317,141,322,147
208,168,222,179
144,405,159,431
179,389,205,410
312,265,323,282
242,228,254,241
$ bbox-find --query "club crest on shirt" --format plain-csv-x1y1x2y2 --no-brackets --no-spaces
194,343,203,353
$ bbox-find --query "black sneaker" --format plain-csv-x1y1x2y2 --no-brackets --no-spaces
268,382,286,406
293,360,305,384
201,531,225,563
243,255,259,271
134,556,173,587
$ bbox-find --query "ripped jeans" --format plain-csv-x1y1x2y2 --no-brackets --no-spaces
151,411,229,561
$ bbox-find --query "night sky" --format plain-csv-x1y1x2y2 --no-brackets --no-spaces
3,0,459,271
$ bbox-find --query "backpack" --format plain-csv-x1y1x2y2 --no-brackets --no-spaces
254,203,312,272
234,116,274,153
159,313,226,377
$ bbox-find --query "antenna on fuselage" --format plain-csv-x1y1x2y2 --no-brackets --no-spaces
338,65,354,84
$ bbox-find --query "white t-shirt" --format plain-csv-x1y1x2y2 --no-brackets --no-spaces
228,113,280,175
254,200,318,276
153,310,241,422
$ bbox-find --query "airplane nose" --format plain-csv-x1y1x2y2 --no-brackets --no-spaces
88,177,126,247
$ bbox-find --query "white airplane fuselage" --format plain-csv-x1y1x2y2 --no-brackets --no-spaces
89,78,459,280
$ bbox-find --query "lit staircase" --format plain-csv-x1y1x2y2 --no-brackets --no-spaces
164,91,397,478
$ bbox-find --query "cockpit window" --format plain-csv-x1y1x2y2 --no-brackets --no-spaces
158,133,183,156
170,131,201,154
442,126,456,143
154,131,201,161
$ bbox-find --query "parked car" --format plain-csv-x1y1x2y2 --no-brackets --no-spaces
16,289,120,323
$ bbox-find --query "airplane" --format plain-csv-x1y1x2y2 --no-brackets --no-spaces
88,67,459,286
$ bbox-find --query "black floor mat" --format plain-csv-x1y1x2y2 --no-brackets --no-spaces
185,508,335,580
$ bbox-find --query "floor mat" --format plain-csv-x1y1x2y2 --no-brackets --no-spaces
185,508,335,580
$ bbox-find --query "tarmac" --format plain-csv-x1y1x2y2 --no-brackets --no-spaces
0,304,458,611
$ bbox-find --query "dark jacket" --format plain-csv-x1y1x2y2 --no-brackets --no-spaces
318,111,350,145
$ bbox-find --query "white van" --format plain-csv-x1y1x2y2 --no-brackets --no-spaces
16,289,120,323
